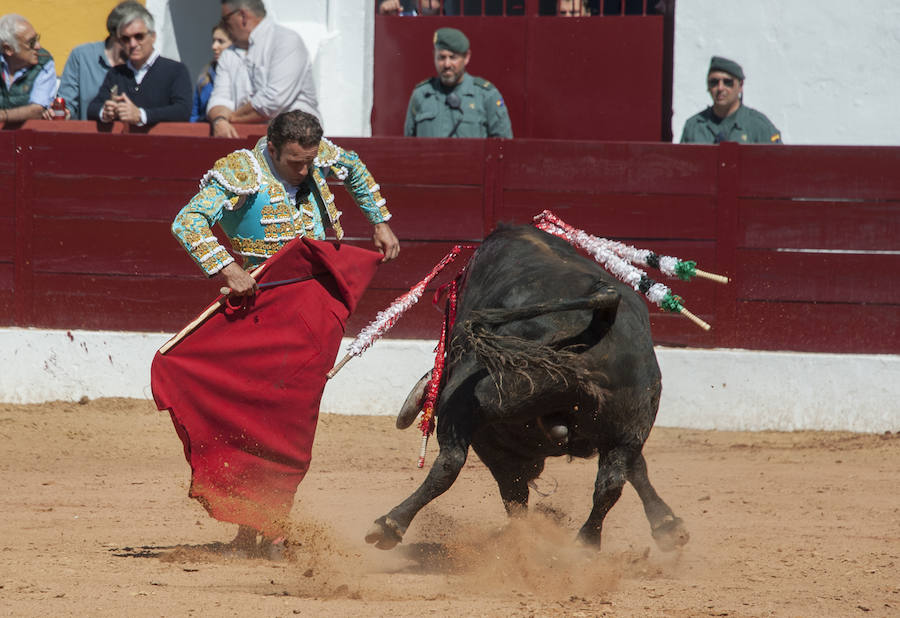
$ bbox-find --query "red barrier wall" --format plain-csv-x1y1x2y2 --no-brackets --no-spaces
372,14,667,140
2,127,898,354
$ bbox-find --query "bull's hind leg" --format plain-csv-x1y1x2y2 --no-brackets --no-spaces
365,415,474,550
577,446,630,547
627,451,689,551
471,437,545,516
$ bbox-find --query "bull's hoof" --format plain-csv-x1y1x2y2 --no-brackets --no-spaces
575,525,603,547
651,516,689,551
364,516,405,550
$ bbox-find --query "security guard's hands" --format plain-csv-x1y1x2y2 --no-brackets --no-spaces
372,222,400,263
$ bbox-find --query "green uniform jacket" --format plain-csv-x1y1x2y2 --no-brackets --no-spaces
680,104,782,144
404,73,512,138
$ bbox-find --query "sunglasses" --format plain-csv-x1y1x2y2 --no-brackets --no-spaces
223,8,241,21
708,77,736,88
25,33,40,50
119,31,150,44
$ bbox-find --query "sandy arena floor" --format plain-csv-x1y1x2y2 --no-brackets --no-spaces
0,397,897,617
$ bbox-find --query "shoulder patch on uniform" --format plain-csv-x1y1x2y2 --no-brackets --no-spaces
200,149,262,196
770,133,782,143
314,137,343,168
473,77,493,89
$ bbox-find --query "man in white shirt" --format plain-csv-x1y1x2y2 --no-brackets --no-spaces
208,0,320,138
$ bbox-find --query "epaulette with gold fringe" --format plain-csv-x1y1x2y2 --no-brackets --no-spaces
199,149,263,197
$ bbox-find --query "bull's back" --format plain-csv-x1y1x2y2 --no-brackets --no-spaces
455,225,605,325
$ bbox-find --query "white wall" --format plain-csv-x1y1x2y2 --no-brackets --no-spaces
673,0,900,145
1,328,897,433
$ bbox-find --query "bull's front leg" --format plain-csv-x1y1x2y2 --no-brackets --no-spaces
365,418,472,550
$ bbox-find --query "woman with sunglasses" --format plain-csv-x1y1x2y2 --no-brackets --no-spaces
680,55,782,144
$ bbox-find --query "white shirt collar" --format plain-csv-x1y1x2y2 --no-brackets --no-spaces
127,48,160,83
1,55,30,86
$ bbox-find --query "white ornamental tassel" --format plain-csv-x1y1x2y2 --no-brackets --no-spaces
327,244,472,378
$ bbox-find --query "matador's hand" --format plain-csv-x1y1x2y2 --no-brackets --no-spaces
372,222,400,263
218,262,258,296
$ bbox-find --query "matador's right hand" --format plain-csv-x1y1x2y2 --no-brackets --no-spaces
218,262,258,297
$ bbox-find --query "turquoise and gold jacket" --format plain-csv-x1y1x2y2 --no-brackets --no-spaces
172,137,391,276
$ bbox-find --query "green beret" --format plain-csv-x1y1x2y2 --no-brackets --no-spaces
708,56,744,80
433,27,469,54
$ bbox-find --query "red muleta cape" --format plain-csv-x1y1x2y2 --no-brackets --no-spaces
151,238,379,536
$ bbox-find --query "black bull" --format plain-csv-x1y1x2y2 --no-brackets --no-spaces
365,224,689,551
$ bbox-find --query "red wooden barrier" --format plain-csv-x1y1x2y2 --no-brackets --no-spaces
1,128,898,354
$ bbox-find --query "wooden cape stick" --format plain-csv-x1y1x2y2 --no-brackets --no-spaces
157,264,267,355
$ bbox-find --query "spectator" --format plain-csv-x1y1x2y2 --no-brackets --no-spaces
56,1,142,121
207,0,320,138
557,0,588,16
87,5,192,126
0,14,56,123
681,56,782,144
190,23,232,123
379,0,442,15
404,28,512,138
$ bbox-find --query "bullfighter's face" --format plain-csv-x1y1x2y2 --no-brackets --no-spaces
268,141,319,187
434,48,470,88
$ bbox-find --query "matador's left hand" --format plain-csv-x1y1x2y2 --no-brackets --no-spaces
372,222,400,263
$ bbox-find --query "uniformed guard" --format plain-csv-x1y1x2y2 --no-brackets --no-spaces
680,55,782,145
404,27,512,139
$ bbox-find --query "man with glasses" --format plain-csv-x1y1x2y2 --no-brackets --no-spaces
207,0,320,138
56,2,143,120
680,56,782,144
0,14,57,123
87,5,191,126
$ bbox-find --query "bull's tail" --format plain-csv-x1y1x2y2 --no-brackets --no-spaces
456,287,619,402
